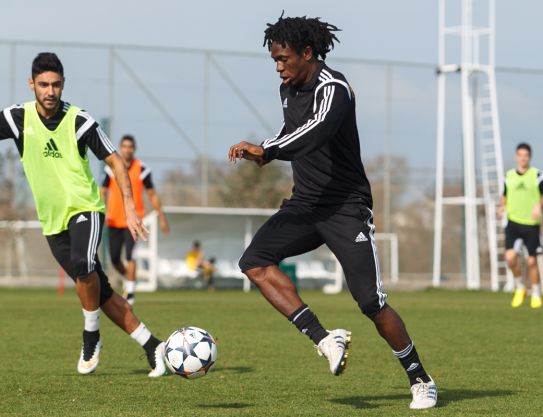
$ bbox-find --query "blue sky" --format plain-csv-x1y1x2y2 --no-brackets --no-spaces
1,0,542,178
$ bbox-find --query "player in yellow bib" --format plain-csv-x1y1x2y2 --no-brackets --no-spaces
499,143,543,308
0,53,167,376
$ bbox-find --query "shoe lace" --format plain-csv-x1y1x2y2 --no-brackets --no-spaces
413,378,430,399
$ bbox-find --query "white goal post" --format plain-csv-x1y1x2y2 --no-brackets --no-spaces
135,206,399,293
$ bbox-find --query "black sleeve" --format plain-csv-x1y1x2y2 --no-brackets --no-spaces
260,123,286,147
262,83,351,161
143,173,154,189
75,111,116,160
539,171,543,195
0,106,22,140
140,163,154,189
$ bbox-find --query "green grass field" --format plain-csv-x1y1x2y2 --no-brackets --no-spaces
0,288,542,417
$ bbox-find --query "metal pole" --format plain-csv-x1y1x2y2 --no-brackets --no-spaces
433,0,446,288
202,53,210,206
383,64,392,234
460,0,481,289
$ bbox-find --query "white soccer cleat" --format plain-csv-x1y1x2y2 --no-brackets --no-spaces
147,342,167,378
77,339,101,375
410,376,437,409
316,329,351,376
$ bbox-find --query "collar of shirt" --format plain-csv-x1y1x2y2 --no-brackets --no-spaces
295,61,325,93
38,100,68,128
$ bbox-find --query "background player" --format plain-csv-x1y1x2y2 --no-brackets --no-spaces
499,143,543,308
101,134,169,305
228,15,437,410
0,52,166,376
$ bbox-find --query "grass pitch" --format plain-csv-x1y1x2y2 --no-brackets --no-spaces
0,288,542,417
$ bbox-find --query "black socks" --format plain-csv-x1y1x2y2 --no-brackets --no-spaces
288,304,329,345
393,342,431,385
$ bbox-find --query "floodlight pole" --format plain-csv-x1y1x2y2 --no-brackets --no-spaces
433,0,505,290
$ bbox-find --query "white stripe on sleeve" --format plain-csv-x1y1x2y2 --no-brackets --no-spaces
97,127,116,154
3,105,21,139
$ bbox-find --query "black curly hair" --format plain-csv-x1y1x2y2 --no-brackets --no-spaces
263,12,341,60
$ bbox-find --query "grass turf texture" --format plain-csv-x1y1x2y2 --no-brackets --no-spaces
0,288,541,417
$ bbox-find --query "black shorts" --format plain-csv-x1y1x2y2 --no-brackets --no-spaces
108,227,136,264
239,201,387,317
505,220,542,257
46,211,113,306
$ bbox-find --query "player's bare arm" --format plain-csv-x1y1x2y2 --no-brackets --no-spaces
498,195,506,218
532,198,543,220
100,186,108,206
105,152,148,241
146,188,170,234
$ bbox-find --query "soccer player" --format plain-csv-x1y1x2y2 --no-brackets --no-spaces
228,15,437,409
0,52,166,377
101,134,169,305
499,143,543,308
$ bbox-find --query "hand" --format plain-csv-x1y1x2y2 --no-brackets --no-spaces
125,208,149,241
159,215,170,235
531,203,542,221
228,141,264,163
497,205,505,219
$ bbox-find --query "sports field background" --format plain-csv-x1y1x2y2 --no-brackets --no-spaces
1,288,541,417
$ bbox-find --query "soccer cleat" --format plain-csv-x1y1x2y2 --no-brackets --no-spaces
511,289,526,308
147,342,167,378
316,329,351,376
410,376,438,409
531,295,542,309
77,338,101,375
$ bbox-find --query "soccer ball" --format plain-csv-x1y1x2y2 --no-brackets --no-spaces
164,326,217,379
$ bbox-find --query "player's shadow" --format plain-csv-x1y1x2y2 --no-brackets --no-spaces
212,365,255,374
329,387,515,410
198,402,254,409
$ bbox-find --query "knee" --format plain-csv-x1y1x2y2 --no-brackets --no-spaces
526,257,537,268
72,255,92,279
352,291,387,318
243,266,273,284
505,251,518,267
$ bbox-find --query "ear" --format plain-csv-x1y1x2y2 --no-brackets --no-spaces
303,46,314,61
28,77,35,91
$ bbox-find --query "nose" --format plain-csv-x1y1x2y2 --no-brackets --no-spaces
276,62,284,73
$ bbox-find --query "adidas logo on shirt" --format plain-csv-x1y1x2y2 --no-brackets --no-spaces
355,231,368,243
43,138,62,159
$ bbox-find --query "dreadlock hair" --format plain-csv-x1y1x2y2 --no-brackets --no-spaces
263,12,340,60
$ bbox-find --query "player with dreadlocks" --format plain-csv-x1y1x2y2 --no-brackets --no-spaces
228,14,437,409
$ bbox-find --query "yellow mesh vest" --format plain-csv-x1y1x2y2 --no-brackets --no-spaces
505,167,541,226
22,101,105,235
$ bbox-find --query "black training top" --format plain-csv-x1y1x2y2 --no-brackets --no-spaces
262,61,373,208
0,101,115,160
